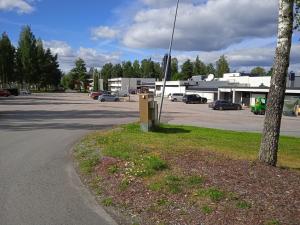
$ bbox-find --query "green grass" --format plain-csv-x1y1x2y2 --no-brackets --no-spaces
102,197,113,207
93,123,300,169
264,219,280,225
236,200,252,209
196,187,225,202
201,205,213,214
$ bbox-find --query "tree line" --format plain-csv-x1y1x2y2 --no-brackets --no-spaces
62,54,271,91
0,26,62,90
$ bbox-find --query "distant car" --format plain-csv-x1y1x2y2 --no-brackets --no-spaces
90,91,103,100
98,94,119,102
209,100,242,110
0,89,10,97
182,94,207,104
169,93,185,102
20,89,31,95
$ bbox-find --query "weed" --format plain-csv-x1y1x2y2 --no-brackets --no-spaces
164,175,183,194
148,182,163,191
156,198,169,206
197,187,225,202
236,200,251,209
119,179,130,191
201,205,213,214
108,165,119,174
264,219,280,225
78,152,100,174
102,197,113,207
145,156,168,171
187,175,204,186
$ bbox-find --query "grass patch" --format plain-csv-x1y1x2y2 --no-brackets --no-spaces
94,123,300,169
201,205,213,214
108,165,119,174
236,200,252,209
164,175,183,194
187,175,204,186
196,187,225,202
102,197,113,207
264,219,280,225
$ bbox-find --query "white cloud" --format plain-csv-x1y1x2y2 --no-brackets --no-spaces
91,26,119,40
169,43,300,73
123,0,278,51
0,0,35,13
43,40,121,71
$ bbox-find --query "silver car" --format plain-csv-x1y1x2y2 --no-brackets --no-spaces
98,94,119,102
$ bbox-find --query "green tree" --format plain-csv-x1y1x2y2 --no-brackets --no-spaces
132,60,141,77
171,58,178,78
61,73,71,89
112,63,123,78
193,56,207,75
206,63,216,75
153,62,162,80
122,61,134,77
101,63,113,90
215,55,230,78
181,59,193,80
141,59,155,78
171,72,184,81
267,67,273,76
93,73,99,91
251,66,267,76
0,32,15,87
71,58,88,91
17,25,38,86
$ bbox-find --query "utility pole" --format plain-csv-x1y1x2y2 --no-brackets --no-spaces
158,0,180,123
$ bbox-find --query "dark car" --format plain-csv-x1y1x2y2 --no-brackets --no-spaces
182,94,207,104
0,89,11,97
209,100,242,110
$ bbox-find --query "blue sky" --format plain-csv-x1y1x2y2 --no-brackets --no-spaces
0,0,299,72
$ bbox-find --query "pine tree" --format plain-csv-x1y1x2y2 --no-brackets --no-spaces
193,56,206,75
17,25,38,86
0,32,15,88
181,59,193,80
132,60,141,77
215,55,230,78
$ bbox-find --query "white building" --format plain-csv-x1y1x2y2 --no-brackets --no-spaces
155,80,197,97
108,77,155,93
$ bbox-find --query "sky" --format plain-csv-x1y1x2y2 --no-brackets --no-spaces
0,0,299,73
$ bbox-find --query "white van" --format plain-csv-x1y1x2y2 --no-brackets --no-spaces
169,93,185,102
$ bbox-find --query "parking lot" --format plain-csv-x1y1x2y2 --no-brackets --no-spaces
0,93,299,137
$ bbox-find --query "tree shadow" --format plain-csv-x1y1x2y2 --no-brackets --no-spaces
152,126,191,134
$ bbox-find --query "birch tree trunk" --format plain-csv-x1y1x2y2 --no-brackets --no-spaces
259,0,294,166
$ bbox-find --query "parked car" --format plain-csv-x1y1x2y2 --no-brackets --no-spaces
90,91,103,100
182,94,207,104
98,94,119,102
0,89,10,97
20,89,31,95
209,100,242,110
169,93,185,102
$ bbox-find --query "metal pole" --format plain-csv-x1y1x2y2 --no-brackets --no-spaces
158,0,180,123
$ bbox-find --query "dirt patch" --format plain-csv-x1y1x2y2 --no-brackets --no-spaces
94,151,300,225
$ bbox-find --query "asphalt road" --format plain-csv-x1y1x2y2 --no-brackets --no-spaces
0,93,299,225
0,93,138,225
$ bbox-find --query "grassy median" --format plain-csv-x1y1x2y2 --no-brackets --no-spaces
74,123,300,225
